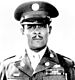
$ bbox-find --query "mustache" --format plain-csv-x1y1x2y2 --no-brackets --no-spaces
32,35,43,40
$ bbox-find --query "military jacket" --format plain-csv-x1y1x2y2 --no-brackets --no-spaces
0,47,75,80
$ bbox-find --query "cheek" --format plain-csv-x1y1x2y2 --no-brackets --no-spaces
27,34,31,41
44,33,49,42
26,33,33,44
43,31,49,40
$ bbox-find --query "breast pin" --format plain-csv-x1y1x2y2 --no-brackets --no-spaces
13,73,20,76
32,3,39,11
53,64,61,68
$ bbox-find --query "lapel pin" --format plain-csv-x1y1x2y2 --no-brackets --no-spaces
50,53,54,58
45,62,50,66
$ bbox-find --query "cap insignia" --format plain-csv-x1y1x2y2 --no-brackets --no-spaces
32,3,39,11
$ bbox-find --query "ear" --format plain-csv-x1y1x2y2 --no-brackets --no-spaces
49,26,52,34
20,27,24,35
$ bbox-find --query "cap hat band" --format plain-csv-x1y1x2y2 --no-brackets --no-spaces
20,16,51,25
22,11,48,19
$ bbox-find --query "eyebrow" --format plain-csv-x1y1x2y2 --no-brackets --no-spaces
27,24,46,26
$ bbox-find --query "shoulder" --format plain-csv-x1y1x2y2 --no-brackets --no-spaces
0,55,16,72
0,54,22,68
48,48,74,67
56,53,74,67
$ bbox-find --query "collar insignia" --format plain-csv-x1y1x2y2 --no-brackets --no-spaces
50,53,54,58
45,62,50,66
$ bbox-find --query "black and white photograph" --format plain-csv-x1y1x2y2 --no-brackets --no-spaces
0,0,75,80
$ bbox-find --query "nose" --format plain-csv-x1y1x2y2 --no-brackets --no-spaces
33,25,41,35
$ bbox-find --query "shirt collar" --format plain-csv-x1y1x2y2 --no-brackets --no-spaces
25,46,47,60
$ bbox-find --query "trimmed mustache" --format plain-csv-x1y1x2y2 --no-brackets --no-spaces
32,35,43,40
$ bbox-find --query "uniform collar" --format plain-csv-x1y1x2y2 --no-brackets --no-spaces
15,46,59,65
15,47,59,76
33,47,60,74
36,47,59,65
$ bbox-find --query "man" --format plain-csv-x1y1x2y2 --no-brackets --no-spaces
0,1,75,80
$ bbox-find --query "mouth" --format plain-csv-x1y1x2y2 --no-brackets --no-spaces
32,36,43,40
33,38,42,40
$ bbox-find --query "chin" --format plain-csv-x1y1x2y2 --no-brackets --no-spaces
33,45,43,48
31,44,46,50
29,42,47,50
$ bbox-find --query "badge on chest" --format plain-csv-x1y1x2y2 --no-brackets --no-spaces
43,64,67,80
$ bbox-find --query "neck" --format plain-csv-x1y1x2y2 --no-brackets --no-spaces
30,45,46,53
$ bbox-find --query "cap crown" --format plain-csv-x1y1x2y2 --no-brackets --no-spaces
14,1,59,21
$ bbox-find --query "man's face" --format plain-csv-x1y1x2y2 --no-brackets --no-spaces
22,23,51,51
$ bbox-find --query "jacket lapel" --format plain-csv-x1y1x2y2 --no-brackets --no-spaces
15,53,34,77
15,47,59,76
34,47,59,74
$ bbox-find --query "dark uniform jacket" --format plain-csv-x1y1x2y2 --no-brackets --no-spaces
0,47,75,80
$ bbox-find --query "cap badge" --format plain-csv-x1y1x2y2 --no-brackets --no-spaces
32,3,39,11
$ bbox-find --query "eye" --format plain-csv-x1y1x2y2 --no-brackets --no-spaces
27,24,36,29
38,24,47,28
27,24,47,30
27,25,32,29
